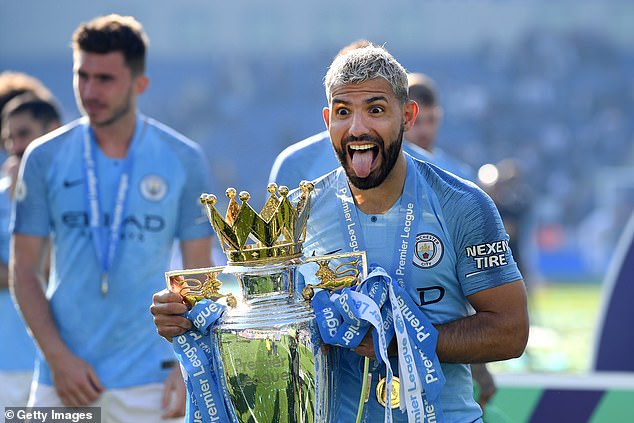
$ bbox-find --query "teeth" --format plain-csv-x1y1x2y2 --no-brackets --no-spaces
349,144,374,151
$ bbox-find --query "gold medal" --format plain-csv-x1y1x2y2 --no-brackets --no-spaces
376,376,400,409
101,273,108,296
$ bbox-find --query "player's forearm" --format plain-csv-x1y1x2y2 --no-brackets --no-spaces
12,268,69,362
435,310,528,363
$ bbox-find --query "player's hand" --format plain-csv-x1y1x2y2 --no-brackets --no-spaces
352,328,376,358
161,366,186,418
150,289,192,341
472,363,497,410
48,351,104,407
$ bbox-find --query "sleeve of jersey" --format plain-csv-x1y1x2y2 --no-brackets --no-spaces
11,148,51,237
452,186,523,296
175,145,214,241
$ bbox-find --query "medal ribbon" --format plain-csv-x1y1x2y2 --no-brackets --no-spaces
329,156,445,422
311,283,394,423
311,267,445,422
173,299,238,423
82,116,146,295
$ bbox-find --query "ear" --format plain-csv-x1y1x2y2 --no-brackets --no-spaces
322,107,331,130
402,100,418,131
134,74,149,95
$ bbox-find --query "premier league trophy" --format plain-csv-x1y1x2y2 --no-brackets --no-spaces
166,182,367,423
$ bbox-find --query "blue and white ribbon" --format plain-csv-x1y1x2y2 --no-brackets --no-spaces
172,299,238,423
312,267,445,423
385,271,444,422
312,281,395,423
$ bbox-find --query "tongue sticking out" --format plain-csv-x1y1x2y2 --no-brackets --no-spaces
351,149,374,178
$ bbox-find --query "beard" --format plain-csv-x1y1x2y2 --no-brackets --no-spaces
334,124,404,190
93,98,132,128
77,86,134,128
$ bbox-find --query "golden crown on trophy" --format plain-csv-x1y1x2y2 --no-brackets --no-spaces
200,181,314,264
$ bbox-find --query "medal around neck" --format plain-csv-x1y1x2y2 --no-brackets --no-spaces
166,182,368,423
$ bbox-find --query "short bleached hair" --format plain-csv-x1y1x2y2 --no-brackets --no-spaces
324,44,409,105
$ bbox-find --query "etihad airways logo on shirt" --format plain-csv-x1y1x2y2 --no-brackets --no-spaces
61,211,166,241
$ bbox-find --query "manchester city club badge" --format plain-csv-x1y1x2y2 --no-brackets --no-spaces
413,233,443,268
139,174,168,201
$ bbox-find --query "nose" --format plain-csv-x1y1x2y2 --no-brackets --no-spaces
348,112,369,137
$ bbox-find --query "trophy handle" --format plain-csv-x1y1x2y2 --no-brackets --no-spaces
166,266,238,309
300,252,367,300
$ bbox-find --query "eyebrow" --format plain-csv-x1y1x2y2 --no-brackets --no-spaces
332,96,388,106
76,69,115,79
332,99,350,106
366,96,388,104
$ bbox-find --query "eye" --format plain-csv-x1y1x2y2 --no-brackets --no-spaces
369,105,384,114
335,107,350,117
16,129,32,139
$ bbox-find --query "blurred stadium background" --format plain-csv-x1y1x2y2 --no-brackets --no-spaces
2,0,633,378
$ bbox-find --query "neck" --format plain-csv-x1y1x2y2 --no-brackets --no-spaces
91,112,137,158
350,152,407,214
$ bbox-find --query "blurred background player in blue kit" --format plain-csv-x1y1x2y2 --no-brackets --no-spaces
405,72,475,181
0,92,61,411
0,72,55,165
10,14,213,421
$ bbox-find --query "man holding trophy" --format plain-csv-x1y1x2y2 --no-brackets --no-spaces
152,44,529,422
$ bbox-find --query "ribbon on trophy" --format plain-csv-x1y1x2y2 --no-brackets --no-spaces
311,273,395,423
172,299,238,423
312,267,445,423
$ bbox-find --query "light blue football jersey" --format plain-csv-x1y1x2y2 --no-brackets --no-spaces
0,182,36,371
12,114,213,388
268,130,435,189
295,154,521,422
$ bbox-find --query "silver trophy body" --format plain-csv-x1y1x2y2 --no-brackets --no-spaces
168,252,367,423
216,260,331,423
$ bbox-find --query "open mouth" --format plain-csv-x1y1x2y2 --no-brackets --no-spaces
348,143,379,178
